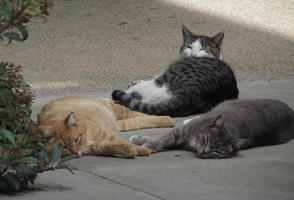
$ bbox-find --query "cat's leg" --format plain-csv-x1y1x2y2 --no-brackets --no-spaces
131,128,185,153
130,135,154,146
116,116,175,132
90,136,150,158
113,79,169,106
112,79,146,100
110,100,175,131
109,100,147,120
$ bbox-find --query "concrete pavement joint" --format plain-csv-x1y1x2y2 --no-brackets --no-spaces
81,169,167,200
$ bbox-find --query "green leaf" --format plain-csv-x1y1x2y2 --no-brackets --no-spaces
23,148,33,155
35,142,45,149
0,2,12,22
0,128,15,144
0,178,8,192
0,121,5,129
15,165,36,177
19,80,29,88
51,143,63,162
4,173,20,191
0,149,9,161
16,134,25,144
26,7,41,14
17,156,39,164
0,89,14,102
3,32,23,44
16,24,29,41
37,150,47,161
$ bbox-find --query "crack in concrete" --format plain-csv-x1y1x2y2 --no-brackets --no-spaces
81,169,167,200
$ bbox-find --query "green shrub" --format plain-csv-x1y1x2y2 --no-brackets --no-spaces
0,1,76,193
0,0,52,43
0,62,75,193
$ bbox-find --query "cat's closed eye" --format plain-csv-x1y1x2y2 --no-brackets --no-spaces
186,46,192,49
212,150,223,155
211,151,222,157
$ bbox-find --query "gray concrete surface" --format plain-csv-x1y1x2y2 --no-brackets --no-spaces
0,0,294,96
1,81,293,200
0,0,294,199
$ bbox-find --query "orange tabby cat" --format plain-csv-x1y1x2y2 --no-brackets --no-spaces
37,96,175,158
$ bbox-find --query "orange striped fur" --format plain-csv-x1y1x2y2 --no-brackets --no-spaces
37,96,175,158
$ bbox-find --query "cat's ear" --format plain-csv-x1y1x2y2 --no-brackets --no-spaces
38,126,53,138
230,139,249,150
212,115,224,130
211,32,224,49
182,24,193,40
66,112,77,126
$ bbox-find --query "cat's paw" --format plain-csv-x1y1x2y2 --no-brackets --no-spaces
111,90,125,101
164,116,176,127
142,143,158,153
136,146,151,156
130,135,151,146
119,145,137,158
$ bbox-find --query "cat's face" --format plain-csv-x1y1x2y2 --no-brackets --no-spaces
38,112,87,155
188,115,249,159
180,25,224,60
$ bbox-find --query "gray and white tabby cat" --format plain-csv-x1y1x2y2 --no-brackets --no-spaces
180,25,224,59
112,25,238,117
130,99,294,159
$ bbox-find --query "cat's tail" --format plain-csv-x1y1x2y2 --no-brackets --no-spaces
112,90,208,117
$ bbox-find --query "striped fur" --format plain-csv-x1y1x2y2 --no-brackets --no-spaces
112,57,238,117
37,96,175,158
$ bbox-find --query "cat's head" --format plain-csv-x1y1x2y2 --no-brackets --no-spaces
38,112,87,156
180,24,224,60
188,115,249,159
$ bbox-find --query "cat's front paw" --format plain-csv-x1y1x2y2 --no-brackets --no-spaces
136,146,151,156
163,116,176,127
112,90,125,101
119,144,137,158
142,143,158,153
130,135,151,146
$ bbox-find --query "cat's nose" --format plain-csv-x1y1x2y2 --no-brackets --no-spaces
199,147,209,154
200,153,210,159
191,53,197,57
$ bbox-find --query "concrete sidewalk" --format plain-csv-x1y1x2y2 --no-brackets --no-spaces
0,0,293,199
1,81,293,200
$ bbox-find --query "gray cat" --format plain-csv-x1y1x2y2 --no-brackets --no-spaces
130,99,294,159
112,25,238,117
